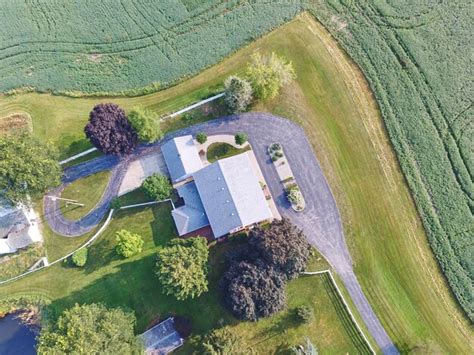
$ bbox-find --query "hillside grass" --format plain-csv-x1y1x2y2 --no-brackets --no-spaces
0,14,470,352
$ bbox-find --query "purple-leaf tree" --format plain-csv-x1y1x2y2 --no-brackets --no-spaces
84,103,138,156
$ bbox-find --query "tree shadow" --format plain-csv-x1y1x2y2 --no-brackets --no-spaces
84,237,120,274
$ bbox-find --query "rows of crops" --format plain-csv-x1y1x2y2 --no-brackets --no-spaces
0,0,302,94
307,0,473,320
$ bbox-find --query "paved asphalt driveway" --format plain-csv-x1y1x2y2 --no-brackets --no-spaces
44,113,397,354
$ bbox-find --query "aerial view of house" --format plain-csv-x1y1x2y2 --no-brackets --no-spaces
0,1,471,355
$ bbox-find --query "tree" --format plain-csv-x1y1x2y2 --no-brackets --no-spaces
127,106,162,143
246,52,295,100
116,229,144,258
224,76,253,113
248,218,311,280
196,327,248,355
0,134,61,205
84,103,138,156
37,303,142,354
234,132,248,146
142,173,172,201
71,248,88,267
294,305,314,324
221,260,286,321
291,338,318,355
196,132,208,144
156,237,209,300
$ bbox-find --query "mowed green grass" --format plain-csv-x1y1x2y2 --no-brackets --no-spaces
206,142,251,163
60,171,111,220
0,14,470,352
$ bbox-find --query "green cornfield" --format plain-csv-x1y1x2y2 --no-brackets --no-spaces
0,0,472,321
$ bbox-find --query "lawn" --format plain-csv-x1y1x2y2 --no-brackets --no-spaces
0,13,470,353
60,171,111,220
206,142,251,163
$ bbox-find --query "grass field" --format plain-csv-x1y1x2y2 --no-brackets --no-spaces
0,13,471,353
59,171,111,220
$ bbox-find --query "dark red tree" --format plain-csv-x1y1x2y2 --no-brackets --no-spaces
84,103,138,156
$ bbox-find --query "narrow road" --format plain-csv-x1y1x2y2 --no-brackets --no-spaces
44,113,398,354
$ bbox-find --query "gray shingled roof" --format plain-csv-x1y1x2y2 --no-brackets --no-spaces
0,199,30,239
140,317,183,354
172,182,209,236
193,153,272,238
161,136,203,183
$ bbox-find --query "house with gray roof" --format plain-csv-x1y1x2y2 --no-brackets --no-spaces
162,137,273,239
0,198,35,254
161,135,203,183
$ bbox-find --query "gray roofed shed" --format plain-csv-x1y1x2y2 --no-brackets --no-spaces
161,136,202,183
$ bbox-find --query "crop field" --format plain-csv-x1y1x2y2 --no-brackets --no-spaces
0,0,302,94
307,0,473,322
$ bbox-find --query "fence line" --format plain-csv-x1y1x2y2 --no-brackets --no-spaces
119,199,171,210
302,270,376,354
59,92,224,165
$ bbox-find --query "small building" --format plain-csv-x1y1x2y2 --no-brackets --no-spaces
139,317,183,355
0,198,36,255
162,136,273,239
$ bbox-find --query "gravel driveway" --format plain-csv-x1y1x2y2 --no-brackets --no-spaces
44,113,398,354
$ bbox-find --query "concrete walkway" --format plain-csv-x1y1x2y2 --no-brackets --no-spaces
44,113,397,354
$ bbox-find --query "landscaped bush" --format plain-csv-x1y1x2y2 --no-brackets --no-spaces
85,103,138,156
127,106,162,143
196,132,208,144
115,230,144,258
234,132,248,146
295,305,314,324
193,326,249,354
142,173,172,201
71,248,88,267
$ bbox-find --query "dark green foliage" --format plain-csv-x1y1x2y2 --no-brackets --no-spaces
115,229,144,258
71,248,88,267
194,326,248,354
224,76,253,113
0,2,302,94
294,305,314,324
234,132,248,146
221,260,286,321
141,173,172,201
37,303,142,354
128,106,162,142
155,237,209,301
0,134,61,205
85,103,138,156
196,132,208,144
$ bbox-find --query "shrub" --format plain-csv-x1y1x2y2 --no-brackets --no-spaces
155,237,209,300
71,248,88,267
142,173,172,201
127,106,162,143
196,132,208,144
287,185,304,206
246,52,295,100
115,230,144,258
295,305,314,324
196,327,248,354
234,132,248,146
224,75,253,113
84,103,138,156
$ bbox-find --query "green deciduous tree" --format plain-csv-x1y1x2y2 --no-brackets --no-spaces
71,248,88,267
0,134,62,205
196,132,208,144
142,173,172,201
116,229,144,258
128,106,163,143
194,327,249,355
224,76,253,113
246,52,295,100
155,237,209,301
234,132,248,146
37,303,142,354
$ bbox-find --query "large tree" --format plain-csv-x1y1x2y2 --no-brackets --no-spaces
248,218,311,280
221,260,286,321
85,103,138,156
127,106,162,143
0,134,61,204
156,237,209,300
142,173,172,201
37,303,142,354
195,327,249,355
246,52,295,100
224,76,253,113
115,229,144,258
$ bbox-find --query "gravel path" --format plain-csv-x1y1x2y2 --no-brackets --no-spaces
44,113,398,354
